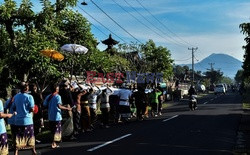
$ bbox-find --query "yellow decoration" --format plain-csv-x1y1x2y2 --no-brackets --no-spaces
40,49,64,61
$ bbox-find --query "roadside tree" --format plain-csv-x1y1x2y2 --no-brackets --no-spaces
204,70,223,84
141,40,174,80
235,69,244,84
239,22,250,86
0,0,98,89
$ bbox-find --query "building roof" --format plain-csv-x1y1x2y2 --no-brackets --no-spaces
101,34,119,45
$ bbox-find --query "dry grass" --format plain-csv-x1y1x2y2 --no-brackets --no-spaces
242,87,250,109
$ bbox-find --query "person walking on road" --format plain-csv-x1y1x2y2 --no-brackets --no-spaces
79,87,91,132
88,85,102,128
4,89,19,148
59,81,75,139
132,87,147,121
100,85,114,128
29,83,44,143
149,88,162,117
43,84,72,149
117,85,132,123
157,84,164,116
0,98,13,155
12,82,37,155
71,87,82,136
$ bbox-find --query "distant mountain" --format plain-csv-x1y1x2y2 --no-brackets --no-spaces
179,53,243,78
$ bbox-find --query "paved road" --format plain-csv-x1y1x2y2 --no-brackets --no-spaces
16,92,242,155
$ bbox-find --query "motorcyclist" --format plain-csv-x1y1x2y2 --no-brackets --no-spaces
188,85,197,110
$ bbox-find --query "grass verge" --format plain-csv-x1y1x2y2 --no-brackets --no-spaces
242,88,250,109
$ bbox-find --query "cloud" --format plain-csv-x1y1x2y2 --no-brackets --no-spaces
121,26,245,63
225,2,250,24
2,0,246,64
171,33,245,64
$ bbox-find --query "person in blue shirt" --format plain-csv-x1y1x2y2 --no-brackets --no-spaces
0,100,13,155
12,82,37,155
4,89,19,147
43,84,72,149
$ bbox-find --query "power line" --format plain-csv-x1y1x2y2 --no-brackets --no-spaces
194,55,207,70
123,0,188,47
90,0,143,44
194,56,199,62
111,0,154,32
111,0,166,43
91,24,108,37
195,49,214,64
77,5,128,43
135,0,196,47
175,57,192,62
74,8,108,37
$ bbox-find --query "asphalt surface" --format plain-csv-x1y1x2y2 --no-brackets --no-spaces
15,91,243,155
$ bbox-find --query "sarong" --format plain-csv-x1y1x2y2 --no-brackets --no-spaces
73,109,81,134
0,133,8,155
10,125,17,146
49,121,62,142
15,125,35,150
119,105,131,118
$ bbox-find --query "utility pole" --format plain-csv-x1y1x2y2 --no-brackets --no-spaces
188,47,198,85
208,63,215,71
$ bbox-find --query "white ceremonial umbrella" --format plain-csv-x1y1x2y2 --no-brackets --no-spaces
61,44,88,54
60,44,88,81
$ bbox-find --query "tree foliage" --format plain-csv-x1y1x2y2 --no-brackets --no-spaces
0,0,97,89
173,65,189,81
117,40,174,80
117,42,146,73
204,70,223,84
235,69,244,84
239,22,250,85
221,76,233,85
0,0,175,89
141,40,174,79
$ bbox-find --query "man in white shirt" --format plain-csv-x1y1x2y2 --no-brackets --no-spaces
117,85,132,123
88,85,102,128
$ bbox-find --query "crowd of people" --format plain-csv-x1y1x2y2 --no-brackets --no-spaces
0,81,165,155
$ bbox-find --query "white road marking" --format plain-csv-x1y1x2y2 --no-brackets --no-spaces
87,134,132,152
162,115,179,122
203,101,208,104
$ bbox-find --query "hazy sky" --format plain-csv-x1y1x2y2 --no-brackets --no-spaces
1,0,249,65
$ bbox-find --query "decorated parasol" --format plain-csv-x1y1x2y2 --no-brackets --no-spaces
60,44,88,81
40,49,64,61
39,49,64,92
60,44,88,54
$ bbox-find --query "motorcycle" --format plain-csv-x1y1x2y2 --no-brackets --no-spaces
189,95,197,111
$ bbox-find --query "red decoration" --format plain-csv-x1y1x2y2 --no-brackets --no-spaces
33,105,39,114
